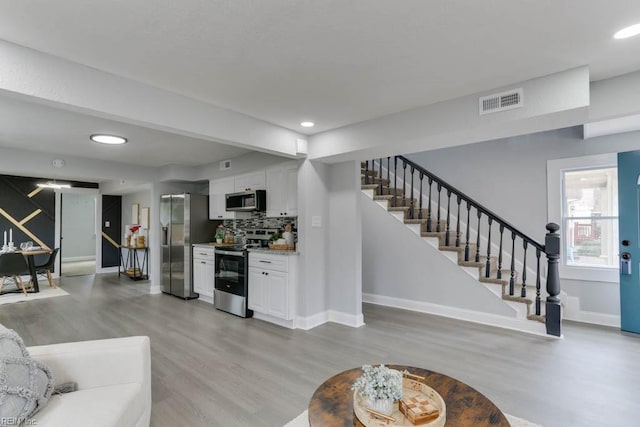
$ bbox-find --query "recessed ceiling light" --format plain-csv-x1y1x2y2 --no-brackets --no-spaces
90,134,127,145
300,121,315,128
614,23,640,39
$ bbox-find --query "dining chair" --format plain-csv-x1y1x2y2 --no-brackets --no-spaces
31,248,60,289
0,253,30,296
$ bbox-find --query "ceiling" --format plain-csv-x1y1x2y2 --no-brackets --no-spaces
0,1,639,157
0,96,249,167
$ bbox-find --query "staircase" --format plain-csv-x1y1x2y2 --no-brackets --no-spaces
361,156,562,337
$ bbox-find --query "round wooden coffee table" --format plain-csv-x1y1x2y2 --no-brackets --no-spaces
308,365,509,426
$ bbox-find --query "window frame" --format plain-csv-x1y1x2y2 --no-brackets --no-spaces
547,153,619,283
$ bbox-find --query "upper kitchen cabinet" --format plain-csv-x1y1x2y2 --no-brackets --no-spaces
266,162,298,217
209,176,250,220
234,171,266,193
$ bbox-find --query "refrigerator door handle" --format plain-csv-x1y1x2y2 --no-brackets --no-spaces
162,226,169,246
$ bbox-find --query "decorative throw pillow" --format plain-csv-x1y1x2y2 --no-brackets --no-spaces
0,324,54,425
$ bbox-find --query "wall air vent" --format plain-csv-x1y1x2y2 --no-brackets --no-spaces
220,159,232,171
479,88,523,115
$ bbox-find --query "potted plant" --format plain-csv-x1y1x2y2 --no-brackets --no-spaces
214,226,225,244
351,364,403,416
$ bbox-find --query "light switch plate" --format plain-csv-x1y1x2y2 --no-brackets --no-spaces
105,221,110,228
312,216,321,228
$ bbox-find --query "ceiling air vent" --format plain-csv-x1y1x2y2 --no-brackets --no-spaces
220,159,232,171
479,88,523,115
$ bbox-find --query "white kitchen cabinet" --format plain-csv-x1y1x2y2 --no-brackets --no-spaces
265,162,298,217
248,267,267,313
234,171,266,192
193,246,216,303
248,252,297,325
209,176,251,220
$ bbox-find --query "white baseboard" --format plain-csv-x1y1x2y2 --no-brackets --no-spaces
328,310,365,328
363,293,552,338
296,311,329,330
564,296,619,328
61,256,96,262
97,266,119,274
295,310,365,330
149,283,162,294
254,312,295,329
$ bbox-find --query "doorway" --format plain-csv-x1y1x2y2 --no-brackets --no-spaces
618,150,640,334
60,192,97,277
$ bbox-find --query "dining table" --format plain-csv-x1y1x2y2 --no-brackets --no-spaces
0,248,52,294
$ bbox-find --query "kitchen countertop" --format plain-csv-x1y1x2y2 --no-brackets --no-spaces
192,242,238,248
247,247,299,256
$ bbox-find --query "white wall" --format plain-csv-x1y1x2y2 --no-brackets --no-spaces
327,161,363,324
363,193,516,316
122,189,152,229
308,67,590,163
406,126,640,318
296,159,330,323
60,193,96,259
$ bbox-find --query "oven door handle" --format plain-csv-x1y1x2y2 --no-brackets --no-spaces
214,250,245,257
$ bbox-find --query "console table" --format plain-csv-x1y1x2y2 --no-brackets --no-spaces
119,246,149,281
308,365,509,427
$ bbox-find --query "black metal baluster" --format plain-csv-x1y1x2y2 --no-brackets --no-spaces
521,241,528,298
418,173,424,220
485,217,493,278
455,196,461,247
409,166,415,219
393,157,398,206
378,158,383,195
497,225,504,279
386,157,391,195
436,184,442,232
426,178,433,232
464,203,471,261
445,190,452,246
475,211,482,263
365,160,369,185
535,249,541,316
402,161,407,207
509,232,516,296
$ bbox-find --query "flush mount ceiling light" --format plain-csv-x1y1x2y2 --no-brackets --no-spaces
300,121,315,128
37,182,71,189
614,23,640,39
90,134,127,145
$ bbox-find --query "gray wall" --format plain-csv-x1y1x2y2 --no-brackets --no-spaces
406,126,640,317
61,193,96,259
122,189,152,231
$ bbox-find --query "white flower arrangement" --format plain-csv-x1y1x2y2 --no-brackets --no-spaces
351,364,404,401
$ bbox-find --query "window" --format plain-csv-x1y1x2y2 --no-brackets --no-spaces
562,168,618,269
547,153,619,283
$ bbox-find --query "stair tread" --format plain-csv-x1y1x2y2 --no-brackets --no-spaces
503,294,534,304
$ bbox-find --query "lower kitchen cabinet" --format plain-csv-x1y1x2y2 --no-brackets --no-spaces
193,246,216,303
248,251,297,325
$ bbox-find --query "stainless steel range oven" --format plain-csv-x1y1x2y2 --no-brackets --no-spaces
214,247,252,318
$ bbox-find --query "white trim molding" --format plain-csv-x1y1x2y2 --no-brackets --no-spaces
547,152,619,283
295,310,365,330
363,293,555,338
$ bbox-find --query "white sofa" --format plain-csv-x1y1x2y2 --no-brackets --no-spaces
26,336,151,427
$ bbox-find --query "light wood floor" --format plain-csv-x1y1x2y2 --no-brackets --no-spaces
1,274,638,427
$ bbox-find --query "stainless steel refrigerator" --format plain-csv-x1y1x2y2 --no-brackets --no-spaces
160,193,216,299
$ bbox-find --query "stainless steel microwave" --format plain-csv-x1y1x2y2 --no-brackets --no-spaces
225,190,266,212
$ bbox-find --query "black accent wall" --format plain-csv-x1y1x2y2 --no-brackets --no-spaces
102,195,122,268
0,175,56,250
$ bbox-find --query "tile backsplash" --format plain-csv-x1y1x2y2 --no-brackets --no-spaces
223,212,296,231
